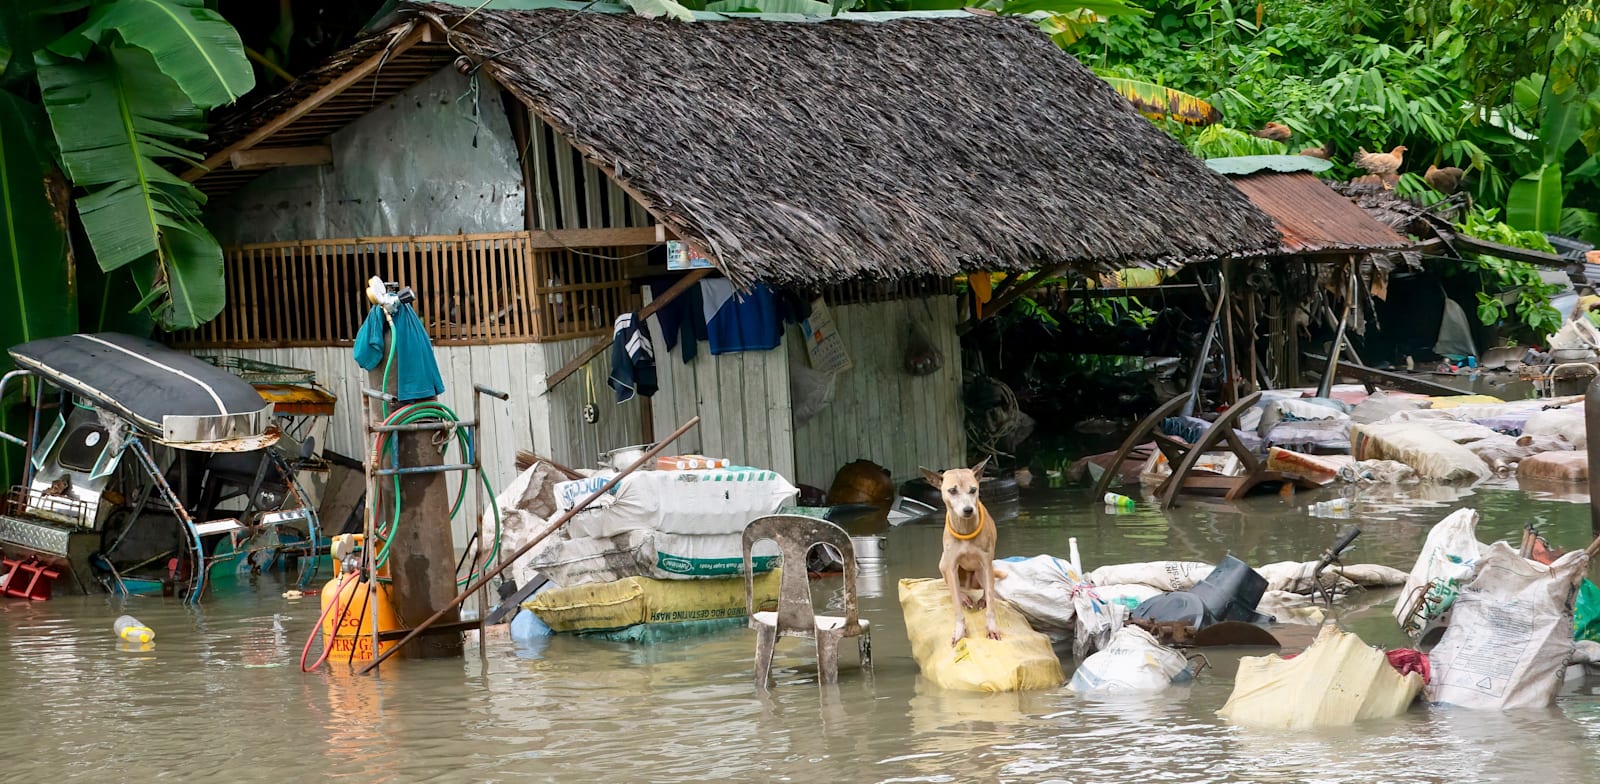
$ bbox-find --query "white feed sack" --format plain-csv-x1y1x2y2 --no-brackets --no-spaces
1426,542,1589,710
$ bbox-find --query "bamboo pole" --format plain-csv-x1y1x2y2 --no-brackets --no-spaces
357,416,701,674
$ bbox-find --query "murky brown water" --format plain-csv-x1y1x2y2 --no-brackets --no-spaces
5,483,1600,782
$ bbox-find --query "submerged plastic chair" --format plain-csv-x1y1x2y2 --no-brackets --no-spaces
742,514,872,687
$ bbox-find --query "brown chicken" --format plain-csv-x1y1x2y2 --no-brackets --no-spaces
1251,122,1293,142
1354,145,1406,176
1424,165,1466,194
1298,141,1334,159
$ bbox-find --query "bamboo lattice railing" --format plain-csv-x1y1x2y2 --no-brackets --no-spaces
170,231,639,348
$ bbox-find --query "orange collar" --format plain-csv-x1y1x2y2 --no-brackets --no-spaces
946,514,985,541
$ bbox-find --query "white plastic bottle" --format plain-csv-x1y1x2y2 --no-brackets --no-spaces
114,615,155,644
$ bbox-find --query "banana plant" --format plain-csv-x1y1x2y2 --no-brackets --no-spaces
1098,76,1222,126
1,0,252,334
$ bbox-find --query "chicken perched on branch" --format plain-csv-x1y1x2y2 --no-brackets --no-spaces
1251,122,1292,142
1425,165,1466,195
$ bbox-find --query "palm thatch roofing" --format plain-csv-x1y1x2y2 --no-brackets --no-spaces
200,3,1282,287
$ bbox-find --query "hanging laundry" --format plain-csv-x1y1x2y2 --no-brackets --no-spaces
701,279,782,355
353,303,446,401
644,277,707,364
608,312,658,403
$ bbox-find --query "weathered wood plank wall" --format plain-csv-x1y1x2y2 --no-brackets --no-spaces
643,288,796,479
194,344,541,541
791,296,965,488
532,338,644,471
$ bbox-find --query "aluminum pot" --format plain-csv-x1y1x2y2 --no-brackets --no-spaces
851,535,886,563
599,444,655,471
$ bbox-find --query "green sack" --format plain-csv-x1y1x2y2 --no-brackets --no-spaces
1575,579,1600,643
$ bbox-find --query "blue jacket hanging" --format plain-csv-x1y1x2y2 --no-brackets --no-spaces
608,312,657,403
353,303,446,401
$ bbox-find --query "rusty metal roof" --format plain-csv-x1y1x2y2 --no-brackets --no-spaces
1227,171,1410,256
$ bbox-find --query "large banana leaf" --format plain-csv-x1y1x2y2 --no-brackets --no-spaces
625,0,696,21
1099,76,1222,126
50,0,253,108
37,45,223,329
1507,164,1563,234
1538,84,1588,167
0,92,75,348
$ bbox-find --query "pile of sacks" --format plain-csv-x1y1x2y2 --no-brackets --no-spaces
1394,508,1596,709
491,460,797,640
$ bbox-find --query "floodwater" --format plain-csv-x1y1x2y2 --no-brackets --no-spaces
4,482,1600,783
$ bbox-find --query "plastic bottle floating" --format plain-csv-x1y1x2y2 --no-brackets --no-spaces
1104,493,1136,512
114,615,155,644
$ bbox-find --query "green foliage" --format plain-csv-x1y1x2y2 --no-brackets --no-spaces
1073,0,1600,233
1183,125,1286,158
0,91,75,348
1507,164,1562,233
1453,209,1563,340
2,0,252,332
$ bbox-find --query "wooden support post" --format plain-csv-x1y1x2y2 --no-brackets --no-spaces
1220,260,1238,407
1181,270,1228,418
358,416,702,674
544,268,710,391
368,343,462,660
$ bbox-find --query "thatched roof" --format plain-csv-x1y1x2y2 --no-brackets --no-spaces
402,4,1279,286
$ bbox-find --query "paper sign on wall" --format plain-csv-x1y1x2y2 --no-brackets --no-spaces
666,240,715,270
801,299,851,373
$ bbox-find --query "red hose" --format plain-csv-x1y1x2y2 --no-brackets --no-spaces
300,571,361,672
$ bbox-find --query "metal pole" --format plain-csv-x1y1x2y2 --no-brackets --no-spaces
1318,269,1356,399
1220,260,1238,407
358,415,701,674
1181,270,1228,418
472,387,488,663
1587,377,1600,538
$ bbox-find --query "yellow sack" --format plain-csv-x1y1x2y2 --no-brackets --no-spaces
898,578,1063,692
1425,394,1503,409
1217,626,1422,729
526,571,780,634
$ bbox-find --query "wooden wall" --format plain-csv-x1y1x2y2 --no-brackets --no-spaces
204,295,965,537
532,338,644,472
641,285,795,478
791,296,966,488
197,344,543,542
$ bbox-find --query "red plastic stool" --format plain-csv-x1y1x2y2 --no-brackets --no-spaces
1,557,61,600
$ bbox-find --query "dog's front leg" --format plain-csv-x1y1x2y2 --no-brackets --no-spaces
939,555,967,646
981,557,1001,640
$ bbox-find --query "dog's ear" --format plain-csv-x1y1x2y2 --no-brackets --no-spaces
919,466,943,488
970,456,990,477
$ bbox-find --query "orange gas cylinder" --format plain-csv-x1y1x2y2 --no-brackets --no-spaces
320,575,399,662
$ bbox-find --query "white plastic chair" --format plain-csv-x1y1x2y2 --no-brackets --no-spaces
742,514,871,687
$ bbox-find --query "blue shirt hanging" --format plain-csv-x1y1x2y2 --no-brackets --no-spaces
701,279,782,355
353,303,447,402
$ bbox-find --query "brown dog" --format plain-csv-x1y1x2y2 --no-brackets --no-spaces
920,457,1003,646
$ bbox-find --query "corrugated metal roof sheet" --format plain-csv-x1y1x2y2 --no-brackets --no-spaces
1228,171,1410,255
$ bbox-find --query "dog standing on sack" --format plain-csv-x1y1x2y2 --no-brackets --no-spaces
921,457,1006,646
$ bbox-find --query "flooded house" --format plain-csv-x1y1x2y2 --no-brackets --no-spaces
173,2,1280,534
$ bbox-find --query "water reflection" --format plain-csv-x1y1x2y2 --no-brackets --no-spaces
1,485,1598,781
